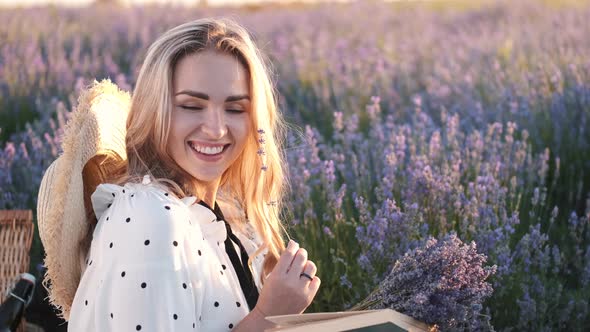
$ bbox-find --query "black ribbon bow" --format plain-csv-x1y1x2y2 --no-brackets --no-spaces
198,201,259,311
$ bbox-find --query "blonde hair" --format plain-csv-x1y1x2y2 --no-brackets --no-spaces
107,18,289,284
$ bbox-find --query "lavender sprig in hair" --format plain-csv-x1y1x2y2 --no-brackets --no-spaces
257,128,268,171
257,128,275,207
351,233,497,331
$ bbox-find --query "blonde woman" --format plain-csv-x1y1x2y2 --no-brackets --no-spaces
43,18,320,331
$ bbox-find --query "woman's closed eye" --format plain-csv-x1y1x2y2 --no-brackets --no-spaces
179,105,202,111
177,105,245,113
226,108,245,114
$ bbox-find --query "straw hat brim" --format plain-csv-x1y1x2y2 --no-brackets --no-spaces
37,79,130,321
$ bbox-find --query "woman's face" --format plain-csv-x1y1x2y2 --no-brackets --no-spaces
169,50,251,185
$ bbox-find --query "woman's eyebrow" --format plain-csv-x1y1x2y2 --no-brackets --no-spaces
225,94,250,102
175,90,250,102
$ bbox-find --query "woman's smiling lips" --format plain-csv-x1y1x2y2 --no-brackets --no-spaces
187,141,230,161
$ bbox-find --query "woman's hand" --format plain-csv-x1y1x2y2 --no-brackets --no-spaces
254,240,321,317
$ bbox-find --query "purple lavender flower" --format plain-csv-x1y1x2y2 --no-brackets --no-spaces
354,233,496,331
323,226,334,238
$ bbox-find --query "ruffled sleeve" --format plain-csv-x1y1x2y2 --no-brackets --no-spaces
67,179,214,331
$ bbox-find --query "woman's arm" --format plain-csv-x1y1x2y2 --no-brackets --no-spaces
234,306,276,332
74,184,207,331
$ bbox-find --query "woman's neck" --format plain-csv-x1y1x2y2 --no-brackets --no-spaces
200,178,221,208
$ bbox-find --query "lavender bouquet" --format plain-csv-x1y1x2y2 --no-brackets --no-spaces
350,233,497,331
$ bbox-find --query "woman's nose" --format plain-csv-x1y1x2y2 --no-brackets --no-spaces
201,107,227,139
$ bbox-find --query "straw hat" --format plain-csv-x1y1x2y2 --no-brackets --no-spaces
37,79,130,321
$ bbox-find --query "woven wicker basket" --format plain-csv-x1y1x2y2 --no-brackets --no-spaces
0,210,35,332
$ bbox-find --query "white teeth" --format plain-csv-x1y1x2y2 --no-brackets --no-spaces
189,142,224,155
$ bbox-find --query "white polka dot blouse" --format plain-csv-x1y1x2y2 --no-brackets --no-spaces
67,175,266,331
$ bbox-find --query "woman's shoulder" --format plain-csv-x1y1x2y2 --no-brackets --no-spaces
90,174,197,221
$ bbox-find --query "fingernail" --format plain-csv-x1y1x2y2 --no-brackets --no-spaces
287,240,293,249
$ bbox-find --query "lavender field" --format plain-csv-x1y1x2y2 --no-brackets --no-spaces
1,0,589,330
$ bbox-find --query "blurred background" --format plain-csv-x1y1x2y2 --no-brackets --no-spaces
1,0,589,331
0,0,346,7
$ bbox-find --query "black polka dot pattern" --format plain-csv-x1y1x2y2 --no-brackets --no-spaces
72,184,260,331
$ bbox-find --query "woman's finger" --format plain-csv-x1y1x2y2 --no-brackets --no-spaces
303,260,317,278
308,276,321,293
275,240,299,274
298,260,316,284
287,248,308,278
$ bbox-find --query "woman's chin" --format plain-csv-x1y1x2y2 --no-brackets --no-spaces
189,171,222,184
